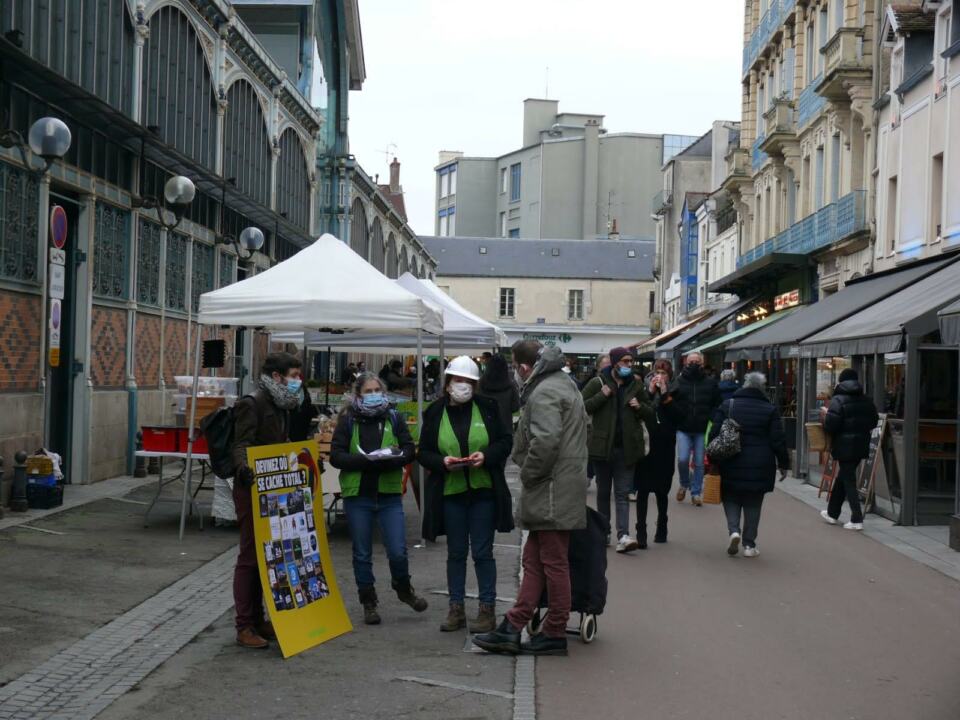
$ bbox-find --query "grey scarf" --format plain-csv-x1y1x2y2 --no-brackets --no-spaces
258,374,303,410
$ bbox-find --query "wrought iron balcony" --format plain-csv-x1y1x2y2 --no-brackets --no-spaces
761,98,796,156
797,77,826,129
817,28,870,101
736,190,867,268
742,0,798,78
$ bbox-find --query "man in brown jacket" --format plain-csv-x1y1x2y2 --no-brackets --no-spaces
231,351,303,648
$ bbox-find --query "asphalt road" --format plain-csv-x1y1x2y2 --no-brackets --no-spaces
537,483,960,720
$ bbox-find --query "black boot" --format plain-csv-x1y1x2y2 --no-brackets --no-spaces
472,618,521,655
521,633,568,656
654,516,668,543
359,586,381,625
392,577,428,612
636,524,648,549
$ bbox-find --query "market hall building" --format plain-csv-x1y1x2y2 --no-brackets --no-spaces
0,0,431,493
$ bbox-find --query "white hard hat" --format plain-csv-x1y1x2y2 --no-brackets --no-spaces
444,355,481,381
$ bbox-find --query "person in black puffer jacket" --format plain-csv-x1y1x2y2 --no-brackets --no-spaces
669,352,721,505
708,371,789,557
821,368,879,530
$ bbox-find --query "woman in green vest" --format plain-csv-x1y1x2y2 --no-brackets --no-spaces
420,356,514,634
330,372,428,625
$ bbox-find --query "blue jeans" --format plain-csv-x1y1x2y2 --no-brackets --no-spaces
443,495,497,605
344,494,410,591
677,431,705,496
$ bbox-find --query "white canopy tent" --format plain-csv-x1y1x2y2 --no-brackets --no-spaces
179,234,442,539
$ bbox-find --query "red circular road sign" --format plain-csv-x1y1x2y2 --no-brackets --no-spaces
50,205,68,249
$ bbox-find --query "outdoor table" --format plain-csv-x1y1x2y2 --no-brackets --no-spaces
136,450,213,530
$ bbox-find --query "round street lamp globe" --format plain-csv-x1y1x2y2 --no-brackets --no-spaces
28,117,72,160
239,227,265,252
164,175,196,206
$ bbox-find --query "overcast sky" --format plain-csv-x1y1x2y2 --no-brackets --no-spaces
347,0,744,236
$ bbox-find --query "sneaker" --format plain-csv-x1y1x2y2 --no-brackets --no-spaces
628,492,638,502
820,510,838,526
676,487,687,502
521,633,568,656
727,532,741,556
472,618,521,655
843,521,864,531
743,545,760,558
692,495,703,507
616,534,639,553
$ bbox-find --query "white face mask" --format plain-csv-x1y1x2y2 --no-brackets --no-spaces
448,381,474,404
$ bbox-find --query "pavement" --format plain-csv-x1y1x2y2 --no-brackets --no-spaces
537,478,960,720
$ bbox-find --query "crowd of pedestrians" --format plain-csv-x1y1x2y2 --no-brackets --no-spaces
227,343,878,654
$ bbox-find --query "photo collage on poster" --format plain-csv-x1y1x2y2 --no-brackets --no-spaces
260,486,331,612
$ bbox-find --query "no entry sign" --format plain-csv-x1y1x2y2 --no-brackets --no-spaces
50,205,68,250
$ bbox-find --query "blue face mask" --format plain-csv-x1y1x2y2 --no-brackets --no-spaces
617,366,633,379
362,393,386,408
286,378,302,393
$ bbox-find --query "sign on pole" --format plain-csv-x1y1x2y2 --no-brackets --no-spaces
50,205,68,250
48,264,66,300
248,439,352,657
49,298,62,367
49,247,66,265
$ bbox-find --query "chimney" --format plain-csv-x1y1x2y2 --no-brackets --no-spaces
389,157,401,193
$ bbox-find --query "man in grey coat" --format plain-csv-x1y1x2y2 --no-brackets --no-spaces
473,341,588,657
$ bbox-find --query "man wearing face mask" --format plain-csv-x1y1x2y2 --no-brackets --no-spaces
420,356,514,634
670,351,721,506
581,347,653,552
230,352,303,649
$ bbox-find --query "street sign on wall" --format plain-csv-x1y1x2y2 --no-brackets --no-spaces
50,205,68,250
49,299,61,367
49,247,66,265
48,264,66,300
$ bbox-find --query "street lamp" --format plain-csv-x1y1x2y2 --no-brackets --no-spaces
0,116,72,179
133,175,196,230
217,225,265,262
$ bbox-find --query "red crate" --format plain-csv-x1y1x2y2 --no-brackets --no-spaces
178,428,208,454
142,426,179,452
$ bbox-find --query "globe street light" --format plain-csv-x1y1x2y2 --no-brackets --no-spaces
217,225,265,262
1,116,72,178
133,174,196,230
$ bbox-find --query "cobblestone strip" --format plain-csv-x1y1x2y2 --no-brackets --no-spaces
0,547,237,720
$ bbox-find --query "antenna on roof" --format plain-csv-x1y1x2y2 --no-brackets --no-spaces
377,143,398,172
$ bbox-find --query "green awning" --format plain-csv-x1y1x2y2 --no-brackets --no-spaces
688,307,803,355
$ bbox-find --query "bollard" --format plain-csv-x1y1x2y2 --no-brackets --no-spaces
10,450,27,512
134,431,147,478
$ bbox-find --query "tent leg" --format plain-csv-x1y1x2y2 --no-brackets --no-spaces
180,331,204,541
325,346,332,406
417,328,425,541
439,334,445,381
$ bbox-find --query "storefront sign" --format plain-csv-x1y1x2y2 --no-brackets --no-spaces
248,440,351,658
50,205,68,250
775,289,801,311
522,332,573,347
48,264,66,300
49,248,66,265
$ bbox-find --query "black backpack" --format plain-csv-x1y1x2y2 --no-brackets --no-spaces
199,392,258,478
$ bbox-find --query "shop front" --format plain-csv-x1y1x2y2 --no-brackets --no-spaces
937,299,960,549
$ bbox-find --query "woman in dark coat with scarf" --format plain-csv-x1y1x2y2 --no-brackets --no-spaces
419,356,514,634
708,371,789,558
634,359,683,547
479,354,520,432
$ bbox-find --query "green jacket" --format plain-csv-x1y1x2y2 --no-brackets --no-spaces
581,369,653,465
512,346,588,531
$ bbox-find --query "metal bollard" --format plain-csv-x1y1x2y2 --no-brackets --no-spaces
10,450,27,512
134,432,147,478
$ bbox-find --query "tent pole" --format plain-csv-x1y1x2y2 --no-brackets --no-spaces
417,327,424,535
439,334,445,380
325,345,332,406
180,330,204,541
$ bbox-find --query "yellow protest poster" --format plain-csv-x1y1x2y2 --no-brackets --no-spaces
248,439,352,658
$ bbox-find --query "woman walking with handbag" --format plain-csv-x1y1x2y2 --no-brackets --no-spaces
707,372,789,557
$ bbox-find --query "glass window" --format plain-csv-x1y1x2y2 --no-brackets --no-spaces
508,228,520,238
448,166,457,195
500,167,508,193
499,212,507,237
568,289,584,320
834,0,844,33
936,9,952,80
439,213,448,236
806,23,816,84
499,287,515,318
819,8,828,73
510,163,521,202
447,207,455,235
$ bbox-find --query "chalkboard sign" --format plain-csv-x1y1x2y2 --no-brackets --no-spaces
857,414,888,508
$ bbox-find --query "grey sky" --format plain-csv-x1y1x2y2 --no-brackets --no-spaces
348,0,744,236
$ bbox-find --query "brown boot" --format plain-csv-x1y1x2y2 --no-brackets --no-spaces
236,627,269,649
393,577,428,612
256,620,277,640
468,603,497,633
359,586,381,625
440,602,466,632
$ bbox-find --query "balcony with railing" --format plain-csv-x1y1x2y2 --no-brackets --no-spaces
751,134,769,171
742,0,798,78
797,76,826,129
816,28,869,100
760,97,796,156
721,147,751,193
736,190,867,268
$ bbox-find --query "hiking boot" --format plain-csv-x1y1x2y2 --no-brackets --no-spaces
440,603,466,632
256,620,277,640
393,577,428,613
468,603,497,633
472,618,521,655
236,627,269,649
359,586,381,625
654,518,668,543
521,633,568,656
676,487,687,502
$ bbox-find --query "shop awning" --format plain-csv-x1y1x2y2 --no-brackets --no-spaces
654,297,755,359
633,312,710,355
725,257,957,361
688,307,802,355
800,259,960,358
708,254,812,295
938,298,960,346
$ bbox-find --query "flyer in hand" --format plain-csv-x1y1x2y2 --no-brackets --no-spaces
248,439,352,657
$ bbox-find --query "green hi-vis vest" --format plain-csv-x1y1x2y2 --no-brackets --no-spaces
439,402,492,496
339,414,403,497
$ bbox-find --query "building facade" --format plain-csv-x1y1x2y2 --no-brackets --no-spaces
422,236,655,356
434,99,672,242
0,0,364,489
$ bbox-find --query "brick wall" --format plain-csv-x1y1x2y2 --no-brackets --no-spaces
0,290,42,391
134,313,162,387
163,318,188,384
90,306,127,388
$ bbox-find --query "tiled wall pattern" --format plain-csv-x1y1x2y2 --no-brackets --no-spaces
134,313,162,388
162,318,188,385
0,290,41,391
90,306,127,388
